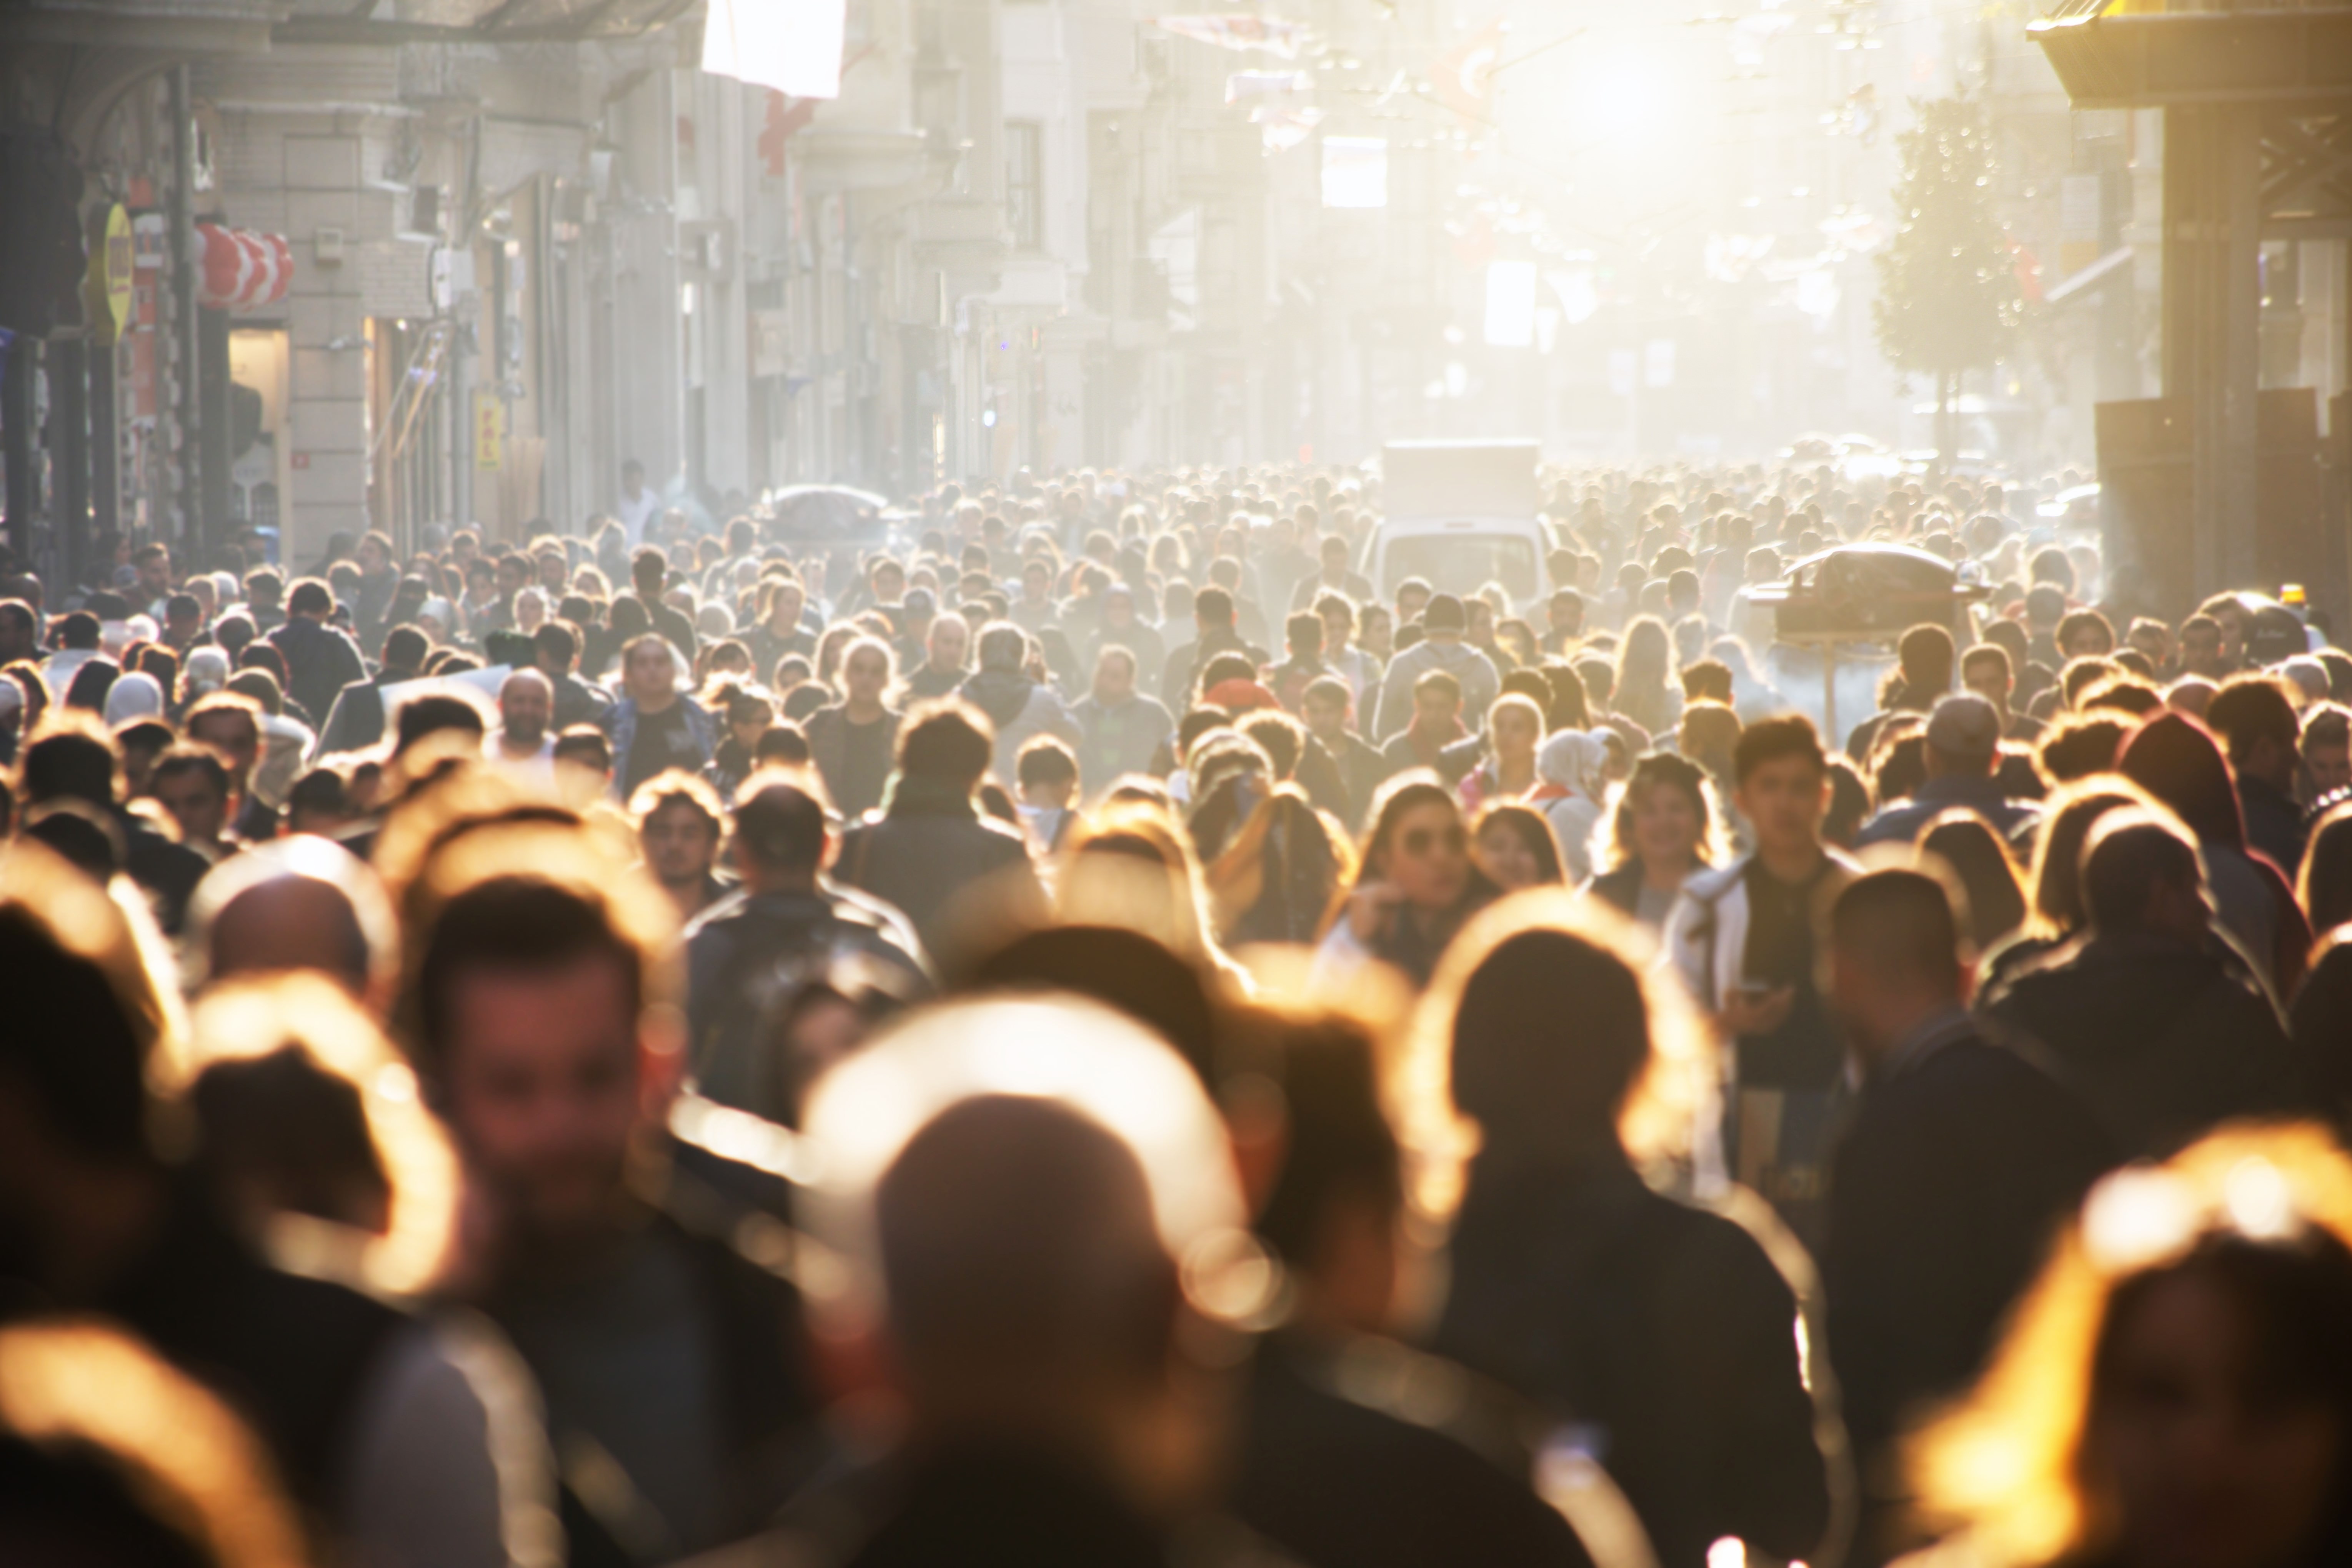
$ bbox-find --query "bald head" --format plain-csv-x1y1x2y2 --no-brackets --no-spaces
208,876,375,996
877,1094,1176,1413
499,667,553,745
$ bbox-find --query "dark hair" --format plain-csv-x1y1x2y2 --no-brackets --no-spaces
286,578,334,617
2082,817,2204,932
1472,801,1566,885
1450,927,1649,1156
1253,1012,1403,1267
1194,586,1235,627
2036,713,2128,785
2119,712,2247,853
969,926,1219,1086
150,744,233,803
413,877,641,1073
1237,711,1304,780
754,724,811,766
898,700,994,788
382,625,431,671
19,720,120,806
552,725,613,772
393,693,486,755
1679,659,1732,704
1921,814,2028,950
1831,866,1966,984
2204,675,2302,767
733,773,830,874
0,907,150,1157
1016,736,1079,790
1732,712,1825,785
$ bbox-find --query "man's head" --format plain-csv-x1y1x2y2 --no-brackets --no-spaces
1961,644,2014,715
925,611,969,674
1017,738,1079,810
732,771,831,892
2057,609,2116,662
2303,704,2352,800
0,598,35,665
799,996,1246,1496
189,837,394,1000
1284,611,1323,663
132,543,171,603
413,876,667,1246
1547,588,1584,639
185,695,263,785
841,638,894,708
2204,675,2301,793
621,458,645,495
285,579,335,622
976,623,1027,676
631,773,725,895
381,625,430,678
148,745,235,849
1924,693,2001,781
620,633,679,707
898,702,994,795
630,547,667,599
1732,713,1829,859
767,578,808,630
1301,676,1351,744
1897,623,1956,702
1412,668,1463,731
1422,595,1466,642
1092,646,1138,706
1193,586,1235,634
2178,614,2226,680
497,668,554,747
532,620,579,678
2081,810,2210,945
1829,868,1967,1061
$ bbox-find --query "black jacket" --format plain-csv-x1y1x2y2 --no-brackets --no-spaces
2240,775,2307,879
1236,1333,1593,1568
1822,1012,2111,1558
1433,1158,1830,1568
834,777,1045,959
1981,930,2307,1160
683,886,931,1120
267,615,368,732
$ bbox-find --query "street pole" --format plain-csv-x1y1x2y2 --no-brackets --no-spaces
171,65,201,551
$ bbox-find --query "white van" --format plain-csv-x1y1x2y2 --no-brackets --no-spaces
1363,440,1550,612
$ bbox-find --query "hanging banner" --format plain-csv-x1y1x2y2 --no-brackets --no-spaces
1149,15,1309,57
475,392,505,471
85,205,133,343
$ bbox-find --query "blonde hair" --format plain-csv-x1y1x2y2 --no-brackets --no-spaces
1912,1122,2352,1566
171,973,462,1298
0,1319,309,1568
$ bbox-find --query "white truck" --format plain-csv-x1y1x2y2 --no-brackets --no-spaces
1363,440,1549,612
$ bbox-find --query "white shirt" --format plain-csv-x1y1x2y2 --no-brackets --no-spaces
616,488,662,550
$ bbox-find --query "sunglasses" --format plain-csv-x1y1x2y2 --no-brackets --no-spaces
1399,825,1468,858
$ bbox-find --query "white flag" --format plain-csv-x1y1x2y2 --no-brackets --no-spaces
703,0,847,100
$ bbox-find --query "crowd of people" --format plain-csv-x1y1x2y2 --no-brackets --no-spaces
3,456,2352,1568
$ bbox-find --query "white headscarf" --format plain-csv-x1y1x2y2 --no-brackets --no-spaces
1537,729,1612,805
185,645,232,700
103,671,165,725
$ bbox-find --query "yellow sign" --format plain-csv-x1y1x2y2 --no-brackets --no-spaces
84,205,133,343
475,392,504,470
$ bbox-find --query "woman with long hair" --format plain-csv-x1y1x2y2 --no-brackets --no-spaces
1459,693,1546,813
1613,616,1684,737
2120,712,2312,996
1470,801,1565,892
1921,811,2030,953
1586,752,1721,928
1909,1124,2352,1568
2297,801,2352,939
1419,893,1834,1568
1979,780,2150,995
1313,775,1497,988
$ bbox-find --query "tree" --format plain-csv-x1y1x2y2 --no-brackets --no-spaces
1872,94,2025,467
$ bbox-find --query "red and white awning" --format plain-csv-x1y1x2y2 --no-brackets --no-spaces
196,224,292,311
